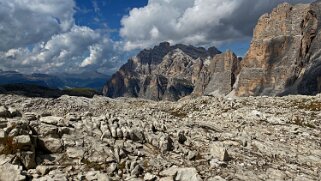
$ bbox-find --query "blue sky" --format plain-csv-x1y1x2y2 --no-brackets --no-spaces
74,0,148,39
74,0,250,56
0,0,314,74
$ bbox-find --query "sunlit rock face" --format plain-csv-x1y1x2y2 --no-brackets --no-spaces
236,1,321,96
103,42,239,101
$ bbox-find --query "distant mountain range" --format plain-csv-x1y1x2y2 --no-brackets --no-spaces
0,70,110,91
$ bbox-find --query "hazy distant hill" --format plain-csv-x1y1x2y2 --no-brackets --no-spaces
0,83,101,98
0,70,110,91
53,71,110,91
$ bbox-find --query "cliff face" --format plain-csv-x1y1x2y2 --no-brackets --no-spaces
103,42,239,101
105,1,321,100
236,1,321,96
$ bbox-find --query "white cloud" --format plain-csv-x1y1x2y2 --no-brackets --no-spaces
0,26,122,73
81,45,103,68
0,0,75,51
0,0,124,74
0,0,315,74
120,0,314,50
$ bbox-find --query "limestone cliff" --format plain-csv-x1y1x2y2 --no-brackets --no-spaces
104,1,321,100
236,1,321,96
103,42,239,101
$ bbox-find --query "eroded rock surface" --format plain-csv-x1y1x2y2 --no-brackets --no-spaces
0,94,320,180
236,1,321,96
103,42,239,101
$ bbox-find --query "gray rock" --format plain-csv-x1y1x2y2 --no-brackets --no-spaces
178,131,187,144
175,168,202,181
130,128,145,143
23,112,38,121
160,167,202,181
131,165,143,176
110,126,117,138
208,176,226,181
13,135,32,150
40,116,64,126
8,107,21,117
36,165,50,176
0,129,6,142
66,147,84,158
107,163,118,174
159,177,174,181
187,150,197,160
0,106,10,118
0,163,26,181
210,142,230,161
160,135,174,153
19,151,36,169
144,172,157,181
38,137,63,153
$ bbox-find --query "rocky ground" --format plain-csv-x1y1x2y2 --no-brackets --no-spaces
0,94,320,181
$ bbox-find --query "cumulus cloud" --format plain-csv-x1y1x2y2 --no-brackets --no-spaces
0,26,122,73
120,0,314,50
0,0,315,74
0,0,75,51
0,0,123,74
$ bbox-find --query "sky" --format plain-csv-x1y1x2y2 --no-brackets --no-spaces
0,0,315,75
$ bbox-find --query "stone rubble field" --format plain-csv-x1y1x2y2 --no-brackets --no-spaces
0,94,320,181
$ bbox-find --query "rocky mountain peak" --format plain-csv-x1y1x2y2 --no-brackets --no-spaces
103,42,237,101
235,1,321,96
134,42,222,67
105,1,321,100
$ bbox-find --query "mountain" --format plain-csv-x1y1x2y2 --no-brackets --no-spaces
103,42,240,101
105,1,321,101
0,71,65,89
0,70,110,91
53,71,110,91
0,83,101,98
235,1,321,96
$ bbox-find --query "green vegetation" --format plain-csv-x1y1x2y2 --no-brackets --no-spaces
169,109,188,118
0,83,102,98
0,137,17,155
63,88,101,98
81,158,105,171
296,102,321,111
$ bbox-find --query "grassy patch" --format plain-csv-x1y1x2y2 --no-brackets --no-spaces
292,117,316,129
293,101,321,111
0,137,17,154
169,109,187,118
81,158,105,170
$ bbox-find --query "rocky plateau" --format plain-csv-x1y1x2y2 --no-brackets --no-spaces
0,94,321,180
2,1,321,181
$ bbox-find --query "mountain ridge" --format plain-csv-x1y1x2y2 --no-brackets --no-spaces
0,70,110,91
104,1,321,101
103,42,238,101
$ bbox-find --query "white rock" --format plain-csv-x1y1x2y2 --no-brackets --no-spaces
210,142,230,161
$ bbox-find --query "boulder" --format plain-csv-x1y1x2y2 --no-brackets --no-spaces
0,163,26,181
160,167,202,181
38,137,63,153
0,106,10,118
